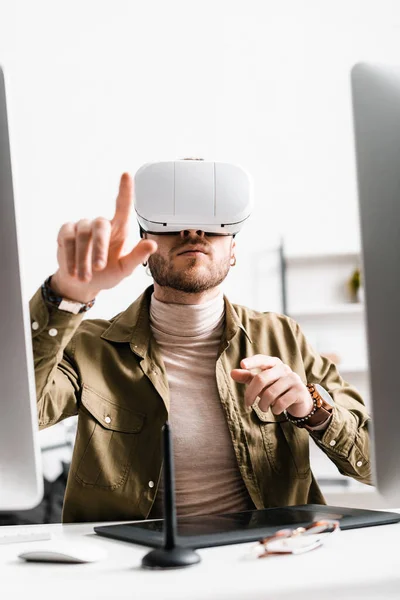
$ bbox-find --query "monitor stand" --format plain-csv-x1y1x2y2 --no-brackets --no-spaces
141,422,201,569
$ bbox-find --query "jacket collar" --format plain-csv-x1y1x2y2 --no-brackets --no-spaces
100,285,252,356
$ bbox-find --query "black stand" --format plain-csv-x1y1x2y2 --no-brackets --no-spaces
141,422,201,569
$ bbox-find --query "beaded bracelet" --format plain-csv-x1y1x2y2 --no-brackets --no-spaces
284,391,318,425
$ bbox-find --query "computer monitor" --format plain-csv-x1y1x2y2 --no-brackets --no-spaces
0,66,43,511
351,62,400,503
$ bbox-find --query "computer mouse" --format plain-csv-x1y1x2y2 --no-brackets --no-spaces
18,540,108,564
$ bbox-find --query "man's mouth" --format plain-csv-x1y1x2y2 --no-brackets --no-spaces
177,246,208,256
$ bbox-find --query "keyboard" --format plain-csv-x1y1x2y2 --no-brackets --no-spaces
0,528,51,545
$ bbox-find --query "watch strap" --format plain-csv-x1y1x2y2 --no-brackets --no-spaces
41,276,96,314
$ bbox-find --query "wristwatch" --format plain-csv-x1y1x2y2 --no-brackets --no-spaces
284,383,334,430
41,276,96,314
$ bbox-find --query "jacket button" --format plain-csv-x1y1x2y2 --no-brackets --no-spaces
329,440,336,447
104,416,111,424
48,328,58,337
148,481,155,488
356,460,363,467
32,321,39,330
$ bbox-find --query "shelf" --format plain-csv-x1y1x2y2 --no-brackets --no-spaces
288,303,364,318
284,250,360,266
321,480,376,494
337,364,368,375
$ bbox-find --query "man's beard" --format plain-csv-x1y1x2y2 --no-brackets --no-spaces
148,253,231,293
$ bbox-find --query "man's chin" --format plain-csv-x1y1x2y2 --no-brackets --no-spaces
158,277,212,294
149,258,230,293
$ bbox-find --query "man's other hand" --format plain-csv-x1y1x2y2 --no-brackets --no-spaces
230,354,313,417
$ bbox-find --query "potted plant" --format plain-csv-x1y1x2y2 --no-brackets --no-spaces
348,267,364,303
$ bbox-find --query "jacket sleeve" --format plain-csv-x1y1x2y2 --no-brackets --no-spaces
29,286,84,430
290,318,372,485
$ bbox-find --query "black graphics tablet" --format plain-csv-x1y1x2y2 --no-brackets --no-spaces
94,504,400,549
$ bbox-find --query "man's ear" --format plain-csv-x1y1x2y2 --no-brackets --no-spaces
231,237,236,258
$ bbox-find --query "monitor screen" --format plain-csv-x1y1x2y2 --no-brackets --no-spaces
0,66,43,511
351,62,400,504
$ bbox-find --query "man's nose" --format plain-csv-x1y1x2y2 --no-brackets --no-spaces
179,229,205,239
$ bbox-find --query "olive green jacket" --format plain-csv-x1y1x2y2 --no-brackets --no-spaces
29,285,371,523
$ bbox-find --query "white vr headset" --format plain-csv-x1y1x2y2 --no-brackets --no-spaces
134,159,253,236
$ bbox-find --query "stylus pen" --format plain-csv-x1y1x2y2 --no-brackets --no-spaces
163,421,178,550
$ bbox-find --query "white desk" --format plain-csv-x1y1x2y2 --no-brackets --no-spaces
2,517,400,600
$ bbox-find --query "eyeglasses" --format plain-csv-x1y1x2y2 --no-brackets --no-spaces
248,520,340,558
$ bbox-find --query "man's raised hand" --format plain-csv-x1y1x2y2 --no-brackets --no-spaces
50,173,157,303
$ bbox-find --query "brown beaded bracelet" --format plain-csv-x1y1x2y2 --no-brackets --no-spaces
284,390,318,425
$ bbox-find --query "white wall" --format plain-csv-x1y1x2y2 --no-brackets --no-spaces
1,0,400,317
2,0,399,504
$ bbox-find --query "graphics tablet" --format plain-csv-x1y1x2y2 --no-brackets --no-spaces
94,504,400,549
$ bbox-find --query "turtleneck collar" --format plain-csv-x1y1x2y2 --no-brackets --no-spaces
149,291,225,337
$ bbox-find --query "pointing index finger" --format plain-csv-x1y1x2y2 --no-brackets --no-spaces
111,173,133,227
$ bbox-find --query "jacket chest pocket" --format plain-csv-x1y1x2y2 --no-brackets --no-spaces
74,384,145,489
255,405,310,479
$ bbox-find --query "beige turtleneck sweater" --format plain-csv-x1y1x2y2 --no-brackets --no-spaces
148,291,254,518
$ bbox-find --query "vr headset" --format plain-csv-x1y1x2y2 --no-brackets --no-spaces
134,159,253,236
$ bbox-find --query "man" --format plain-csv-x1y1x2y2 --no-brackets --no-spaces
30,173,371,523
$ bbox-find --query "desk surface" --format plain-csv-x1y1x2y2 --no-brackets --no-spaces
2,516,400,600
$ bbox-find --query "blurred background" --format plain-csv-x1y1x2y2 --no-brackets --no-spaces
0,0,398,522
